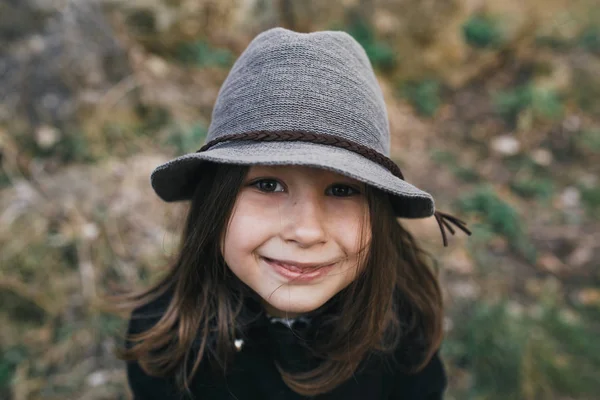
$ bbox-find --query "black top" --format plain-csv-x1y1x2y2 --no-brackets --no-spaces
125,290,447,399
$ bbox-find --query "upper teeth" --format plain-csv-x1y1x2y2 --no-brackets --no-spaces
278,262,303,271
267,258,303,270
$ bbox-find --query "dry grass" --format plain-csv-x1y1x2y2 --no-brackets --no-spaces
1,0,600,398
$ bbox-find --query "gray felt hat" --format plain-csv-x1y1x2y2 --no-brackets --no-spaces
150,27,470,246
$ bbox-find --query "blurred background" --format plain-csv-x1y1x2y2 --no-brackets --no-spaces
1,0,599,399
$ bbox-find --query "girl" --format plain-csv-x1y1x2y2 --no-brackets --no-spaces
115,27,471,399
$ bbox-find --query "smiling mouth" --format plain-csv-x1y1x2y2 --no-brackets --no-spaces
261,257,336,282
261,257,335,271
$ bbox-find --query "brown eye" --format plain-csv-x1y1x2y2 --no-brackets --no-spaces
253,179,284,192
328,185,359,197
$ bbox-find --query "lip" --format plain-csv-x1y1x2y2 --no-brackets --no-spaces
261,257,335,282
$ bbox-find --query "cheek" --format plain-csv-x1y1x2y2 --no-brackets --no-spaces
221,225,252,282
334,205,370,253
221,198,270,267
222,215,252,264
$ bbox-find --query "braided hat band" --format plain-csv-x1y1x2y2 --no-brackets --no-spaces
198,130,405,179
150,27,471,246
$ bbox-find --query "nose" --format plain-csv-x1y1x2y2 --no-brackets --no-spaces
279,193,327,248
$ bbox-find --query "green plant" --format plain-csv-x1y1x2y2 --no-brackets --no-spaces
399,79,441,117
579,129,600,153
531,88,564,118
510,177,555,202
536,306,600,395
164,122,208,155
0,288,48,324
0,170,10,190
136,105,171,133
176,40,235,68
443,301,528,399
493,85,563,126
534,35,572,51
457,185,537,261
429,149,480,182
458,185,521,238
444,298,600,399
12,128,95,164
93,312,124,337
579,184,600,219
453,166,480,183
57,132,96,163
0,345,28,389
494,86,531,124
125,10,157,36
345,18,397,72
503,154,553,179
430,149,456,165
462,15,503,49
579,26,600,54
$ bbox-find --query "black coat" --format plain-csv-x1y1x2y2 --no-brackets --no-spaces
125,290,447,399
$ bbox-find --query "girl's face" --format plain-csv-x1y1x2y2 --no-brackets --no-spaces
221,165,371,318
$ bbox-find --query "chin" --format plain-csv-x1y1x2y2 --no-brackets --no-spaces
263,291,329,316
276,302,321,314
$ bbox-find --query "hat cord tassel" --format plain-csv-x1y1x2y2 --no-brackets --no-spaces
434,210,472,247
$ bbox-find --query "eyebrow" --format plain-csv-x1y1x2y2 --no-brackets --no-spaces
246,167,364,183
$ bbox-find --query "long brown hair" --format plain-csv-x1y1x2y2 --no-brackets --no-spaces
109,161,443,397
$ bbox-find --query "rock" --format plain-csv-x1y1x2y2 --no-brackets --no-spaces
559,187,581,209
530,148,553,166
146,55,170,78
86,370,108,387
81,222,100,240
35,125,60,149
491,134,521,156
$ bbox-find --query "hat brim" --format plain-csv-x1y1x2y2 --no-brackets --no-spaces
150,141,435,218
